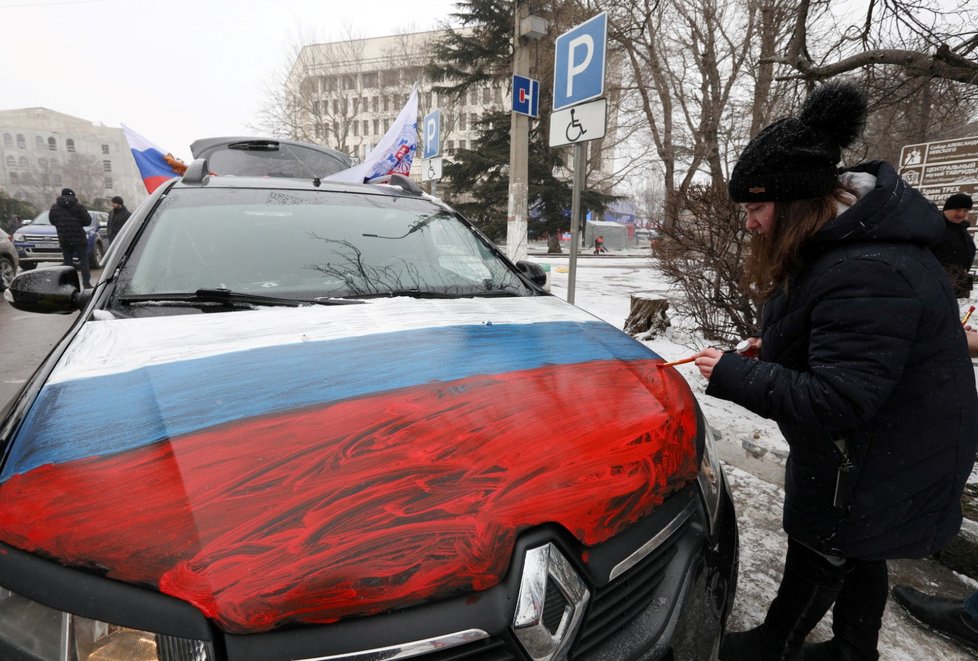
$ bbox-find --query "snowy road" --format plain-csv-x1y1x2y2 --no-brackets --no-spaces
535,249,977,660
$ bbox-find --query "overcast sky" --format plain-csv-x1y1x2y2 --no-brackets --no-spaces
0,0,460,158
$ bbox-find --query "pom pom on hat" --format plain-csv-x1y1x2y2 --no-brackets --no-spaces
728,80,868,203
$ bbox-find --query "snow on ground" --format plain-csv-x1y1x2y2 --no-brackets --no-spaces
531,245,977,660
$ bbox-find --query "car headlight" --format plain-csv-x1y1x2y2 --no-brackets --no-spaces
696,420,723,535
12,232,24,242
0,586,214,661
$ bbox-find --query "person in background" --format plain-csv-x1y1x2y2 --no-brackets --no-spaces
593,235,606,254
692,81,978,661
107,196,131,244
49,187,92,288
931,192,975,300
889,324,978,655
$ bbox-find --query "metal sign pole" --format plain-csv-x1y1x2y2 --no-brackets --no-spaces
567,141,585,305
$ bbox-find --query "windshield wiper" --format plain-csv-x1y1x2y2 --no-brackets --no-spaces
118,288,364,308
353,288,522,299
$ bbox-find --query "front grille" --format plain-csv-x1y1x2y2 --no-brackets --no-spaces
570,520,688,658
413,636,517,661
542,577,569,634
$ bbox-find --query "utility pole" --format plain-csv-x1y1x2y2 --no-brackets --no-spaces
506,0,531,263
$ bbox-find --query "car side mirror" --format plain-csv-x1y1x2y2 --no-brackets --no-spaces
516,260,548,288
4,266,90,314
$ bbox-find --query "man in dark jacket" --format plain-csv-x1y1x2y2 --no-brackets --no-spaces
931,192,975,299
49,187,92,288
107,196,131,244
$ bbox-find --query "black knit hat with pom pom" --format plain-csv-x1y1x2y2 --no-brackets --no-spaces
729,80,868,203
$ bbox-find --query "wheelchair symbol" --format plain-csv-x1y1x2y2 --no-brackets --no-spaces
565,108,587,143
427,163,436,179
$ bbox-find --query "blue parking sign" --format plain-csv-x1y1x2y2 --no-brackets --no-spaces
553,12,607,111
423,109,441,159
512,75,540,118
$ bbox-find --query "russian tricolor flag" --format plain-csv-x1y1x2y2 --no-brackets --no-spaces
122,125,187,193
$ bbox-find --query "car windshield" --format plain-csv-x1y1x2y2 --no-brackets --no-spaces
30,211,52,225
115,187,530,304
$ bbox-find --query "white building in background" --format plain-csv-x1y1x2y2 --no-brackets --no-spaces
287,29,507,181
0,108,145,212
288,29,618,208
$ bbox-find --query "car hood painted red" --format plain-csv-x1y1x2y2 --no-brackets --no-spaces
0,297,700,633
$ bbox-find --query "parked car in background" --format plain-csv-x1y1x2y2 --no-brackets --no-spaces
0,230,18,292
1,157,737,661
12,209,108,271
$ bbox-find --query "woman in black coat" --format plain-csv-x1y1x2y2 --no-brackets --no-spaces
694,82,978,661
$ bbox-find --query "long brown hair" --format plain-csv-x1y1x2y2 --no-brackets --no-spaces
743,185,857,300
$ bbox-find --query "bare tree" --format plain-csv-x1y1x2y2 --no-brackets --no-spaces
23,154,105,210
776,0,978,86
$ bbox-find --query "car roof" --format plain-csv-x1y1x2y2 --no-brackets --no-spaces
168,171,433,203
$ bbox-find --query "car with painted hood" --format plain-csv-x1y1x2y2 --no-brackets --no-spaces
0,160,737,661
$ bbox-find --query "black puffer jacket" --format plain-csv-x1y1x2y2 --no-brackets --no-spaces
708,161,978,561
49,195,91,247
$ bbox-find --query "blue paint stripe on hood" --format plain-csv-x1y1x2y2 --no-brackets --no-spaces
3,320,658,478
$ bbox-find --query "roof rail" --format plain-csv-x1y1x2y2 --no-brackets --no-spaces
181,158,210,186
366,173,423,196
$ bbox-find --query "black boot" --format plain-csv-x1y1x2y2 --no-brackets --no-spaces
719,625,788,661
795,638,879,660
892,585,978,653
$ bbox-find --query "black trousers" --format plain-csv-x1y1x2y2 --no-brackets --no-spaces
764,537,888,655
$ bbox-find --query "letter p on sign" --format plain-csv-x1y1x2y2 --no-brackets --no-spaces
553,12,607,111
566,35,594,98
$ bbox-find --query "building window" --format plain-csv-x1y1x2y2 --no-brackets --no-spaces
353,121,359,137
103,160,112,172
53,173,62,185
18,156,28,168
5,155,14,167
2,133,11,148
101,144,109,154
342,75,355,90
372,96,378,112
48,137,56,150
35,135,44,149
468,90,477,106
362,120,369,135
105,177,113,189
39,157,47,169
482,87,491,104
362,72,378,88
66,139,75,152
381,70,399,87
459,140,467,150
9,172,18,183
459,114,467,130
16,134,26,149
373,119,380,134
447,140,455,153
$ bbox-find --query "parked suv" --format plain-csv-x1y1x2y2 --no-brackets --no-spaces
12,209,108,270
1,160,737,661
